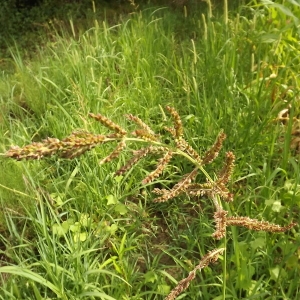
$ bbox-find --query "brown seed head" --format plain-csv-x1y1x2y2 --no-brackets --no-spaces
202,131,226,165
165,106,183,138
89,113,127,135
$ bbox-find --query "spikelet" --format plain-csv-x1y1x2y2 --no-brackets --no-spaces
152,187,169,195
115,147,153,176
185,182,213,197
126,114,156,136
89,113,127,136
217,151,235,184
99,140,126,164
154,168,198,202
226,217,296,232
164,126,176,137
5,138,61,160
132,129,158,142
60,132,107,159
142,149,173,184
176,138,203,165
165,248,225,300
5,133,107,160
202,131,226,164
127,113,159,142
212,209,228,240
165,106,183,139
115,146,167,176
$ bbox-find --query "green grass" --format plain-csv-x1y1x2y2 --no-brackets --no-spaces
0,0,300,299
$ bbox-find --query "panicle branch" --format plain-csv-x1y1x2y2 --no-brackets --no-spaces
126,114,159,142
153,168,198,202
165,248,225,300
115,146,168,176
5,138,61,160
89,113,127,136
166,105,183,139
202,131,226,164
131,129,159,142
5,133,107,160
217,151,235,184
212,209,228,239
226,217,296,232
185,182,213,197
211,182,233,202
99,140,126,165
126,114,156,136
176,138,203,165
60,132,107,159
142,149,173,184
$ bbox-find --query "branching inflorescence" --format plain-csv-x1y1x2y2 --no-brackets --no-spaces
5,106,296,299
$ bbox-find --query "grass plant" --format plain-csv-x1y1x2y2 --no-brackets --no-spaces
0,0,300,299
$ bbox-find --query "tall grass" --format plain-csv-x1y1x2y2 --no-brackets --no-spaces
0,1,299,299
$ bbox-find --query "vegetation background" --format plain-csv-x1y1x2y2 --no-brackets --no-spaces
0,0,300,299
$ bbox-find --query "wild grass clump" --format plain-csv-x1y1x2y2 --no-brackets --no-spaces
3,106,296,299
1,0,300,299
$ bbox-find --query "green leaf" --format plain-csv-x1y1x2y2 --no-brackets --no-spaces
106,194,117,205
52,224,67,236
0,267,64,298
114,175,123,183
66,218,75,225
74,232,87,242
269,266,287,281
261,0,297,19
250,237,266,250
108,224,118,235
265,199,274,206
238,241,249,256
62,220,71,231
80,213,91,227
112,259,122,274
50,193,63,206
270,266,280,280
285,255,299,270
114,203,128,215
70,222,81,232
283,179,300,206
144,271,157,283
260,33,280,43
284,180,294,191
157,284,171,294
288,0,300,7
237,260,255,290
272,200,282,212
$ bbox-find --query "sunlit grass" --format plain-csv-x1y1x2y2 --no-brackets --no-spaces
0,0,299,299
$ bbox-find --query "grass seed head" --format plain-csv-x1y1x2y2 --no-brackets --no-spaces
217,151,235,184
4,108,297,299
89,113,127,136
212,209,228,240
153,168,198,202
226,217,296,232
166,106,183,138
202,131,226,165
99,140,126,164
165,248,225,300
126,114,156,136
142,149,173,184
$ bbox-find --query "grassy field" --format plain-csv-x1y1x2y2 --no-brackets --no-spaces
0,0,300,299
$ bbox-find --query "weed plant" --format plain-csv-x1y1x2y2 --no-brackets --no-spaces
3,105,297,299
0,0,300,299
